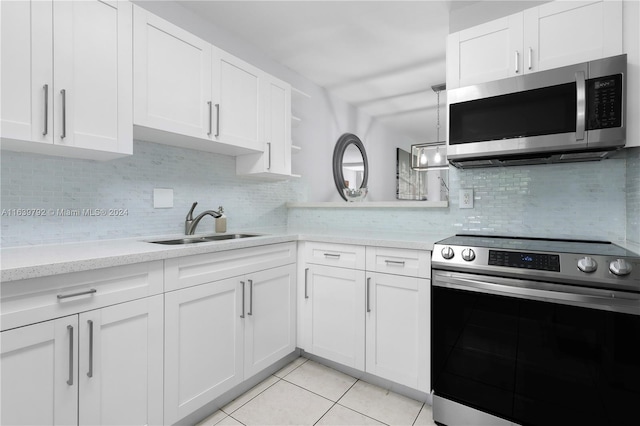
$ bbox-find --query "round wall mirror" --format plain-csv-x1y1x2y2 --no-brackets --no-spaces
332,133,369,201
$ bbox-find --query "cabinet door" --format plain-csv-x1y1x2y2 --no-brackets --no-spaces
164,279,244,425
264,76,292,175
244,264,296,378
133,5,212,140
307,265,365,370
1,316,78,426
235,75,292,178
524,1,622,73
0,0,52,143
54,0,132,154
79,295,163,426
212,49,264,151
365,274,430,392
447,13,523,89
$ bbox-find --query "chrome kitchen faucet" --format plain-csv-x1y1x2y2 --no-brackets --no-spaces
185,202,222,235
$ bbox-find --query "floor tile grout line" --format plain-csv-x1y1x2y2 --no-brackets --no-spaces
221,356,309,416
411,402,426,426
333,402,391,426
280,377,340,404
220,375,282,416
312,400,338,426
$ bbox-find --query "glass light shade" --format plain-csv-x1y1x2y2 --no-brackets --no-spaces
410,142,448,171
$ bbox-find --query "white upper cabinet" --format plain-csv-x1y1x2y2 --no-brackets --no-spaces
213,50,264,152
524,1,622,73
1,0,132,160
447,13,523,89
1,0,52,145
236,74,293,179
133,6,212,140
447,0,623,89
133,5,288,159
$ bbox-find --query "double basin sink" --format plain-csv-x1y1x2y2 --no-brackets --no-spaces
149,233,261,245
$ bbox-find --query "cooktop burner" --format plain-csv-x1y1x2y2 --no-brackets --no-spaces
432,234,640,293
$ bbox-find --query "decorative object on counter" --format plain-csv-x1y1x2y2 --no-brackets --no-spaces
185,202,222,235
343,187,368,202
215,206,227,233
333,133,369,201
411,83,448,171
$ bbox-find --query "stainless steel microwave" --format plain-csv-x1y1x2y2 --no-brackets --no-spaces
446,54,626,168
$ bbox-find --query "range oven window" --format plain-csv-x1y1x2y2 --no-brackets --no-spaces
432,285,640,426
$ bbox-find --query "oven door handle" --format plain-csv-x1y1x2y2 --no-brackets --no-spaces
432,270,640,315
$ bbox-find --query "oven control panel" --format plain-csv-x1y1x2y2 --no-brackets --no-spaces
488,250,560,271
432,244,640,293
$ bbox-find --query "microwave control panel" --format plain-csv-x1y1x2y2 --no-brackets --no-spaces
587,74,623,130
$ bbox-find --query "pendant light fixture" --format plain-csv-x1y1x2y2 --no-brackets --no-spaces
411,83,448,171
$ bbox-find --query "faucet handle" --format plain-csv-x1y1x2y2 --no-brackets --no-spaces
186,202,198,220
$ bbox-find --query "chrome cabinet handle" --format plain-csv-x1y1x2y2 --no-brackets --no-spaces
514,51,520,74
57,288,97,300
267,142,271,170
248,279,253,316
304,268,309,299
324,253,341,259
215,103,220,137
385,260,405,266
575,71,586,141
87,320,94,378
67,325,74,386
240,281,245,318
207,101,213,136
366,277,371,313
43,84,49,135
60,89,66,139
528,47,533,70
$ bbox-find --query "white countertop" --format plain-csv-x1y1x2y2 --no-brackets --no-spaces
0,228,449,282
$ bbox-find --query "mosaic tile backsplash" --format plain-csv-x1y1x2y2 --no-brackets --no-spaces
0,142,637,247
289,155,632,245
1,141,307,247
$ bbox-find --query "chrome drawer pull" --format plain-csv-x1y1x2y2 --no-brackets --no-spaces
324,253,341,259
60,89,66,139
43,84,49,135
57,289,97,300
67,325,74,386
385,260,405,266
240,281,246,318
366,277,371,313
248,279,253,316
87,320,94,378
304,268,309,299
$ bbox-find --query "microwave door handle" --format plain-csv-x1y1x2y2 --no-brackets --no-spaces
576,71,586,141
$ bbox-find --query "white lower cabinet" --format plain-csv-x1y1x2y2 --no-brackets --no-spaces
164,258,296,425
0,295,164,426
300,242,430,393
0,315,78,426
164,277,244,425
304,264,366,370
365,273,430,393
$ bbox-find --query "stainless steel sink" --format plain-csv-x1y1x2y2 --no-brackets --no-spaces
149,234,262,245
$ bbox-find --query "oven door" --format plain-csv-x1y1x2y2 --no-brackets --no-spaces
431,270,640,426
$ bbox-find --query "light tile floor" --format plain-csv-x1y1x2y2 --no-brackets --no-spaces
197,357,436,426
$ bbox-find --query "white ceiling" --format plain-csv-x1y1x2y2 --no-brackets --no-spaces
179,1,458,142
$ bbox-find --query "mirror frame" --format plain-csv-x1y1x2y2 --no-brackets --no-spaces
332,133,369,201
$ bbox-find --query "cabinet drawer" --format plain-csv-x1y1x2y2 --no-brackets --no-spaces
1,261,163,331
164,242,296,291
303,242,366,270
366,247,430,278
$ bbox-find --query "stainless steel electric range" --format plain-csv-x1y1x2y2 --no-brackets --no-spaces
431,234,640,426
